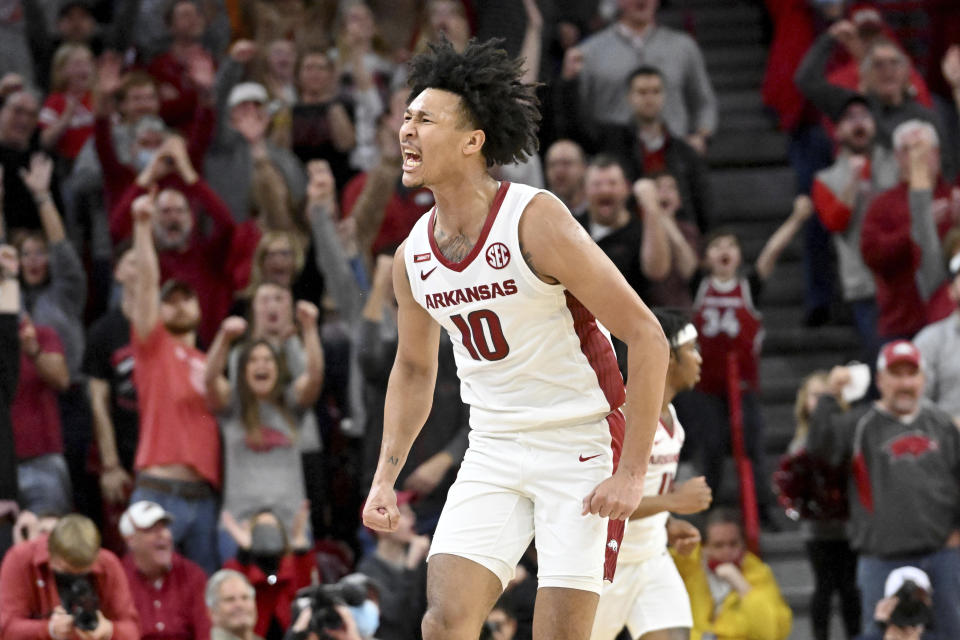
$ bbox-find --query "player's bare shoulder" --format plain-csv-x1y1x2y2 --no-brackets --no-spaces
518,192,593,285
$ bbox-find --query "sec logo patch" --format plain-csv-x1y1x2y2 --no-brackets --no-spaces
485,242,510,269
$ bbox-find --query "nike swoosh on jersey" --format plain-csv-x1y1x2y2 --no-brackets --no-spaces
579,454,602,462
420,266,438,280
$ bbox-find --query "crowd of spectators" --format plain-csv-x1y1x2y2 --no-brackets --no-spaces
0,0,957,639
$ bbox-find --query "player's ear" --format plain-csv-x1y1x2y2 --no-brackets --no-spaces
461,128,485,159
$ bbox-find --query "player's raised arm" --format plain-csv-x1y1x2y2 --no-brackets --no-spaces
363,241,442,532
519,193,670,520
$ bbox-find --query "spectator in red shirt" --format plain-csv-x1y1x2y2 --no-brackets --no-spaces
221,506,315,638
0,514,140,640
861,120,956,340
11,314,70,516
119,501,211,640
147,0,216,131
38,43,95,162
110,135,243,344
90,61,214,214
127,191,221,574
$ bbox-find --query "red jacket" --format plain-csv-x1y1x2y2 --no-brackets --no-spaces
860,180,954,337
110,178,241,344
224,553,315,636
122,553,211,640
0,536,140,640
93,107,214,215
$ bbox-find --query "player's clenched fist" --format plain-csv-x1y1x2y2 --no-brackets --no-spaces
582,471,644,520
362,483,401,532
669,476,712,514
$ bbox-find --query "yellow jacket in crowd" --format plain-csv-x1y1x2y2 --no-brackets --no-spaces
670,544,792,640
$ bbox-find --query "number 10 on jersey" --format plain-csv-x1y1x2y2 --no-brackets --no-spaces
450,310,510,361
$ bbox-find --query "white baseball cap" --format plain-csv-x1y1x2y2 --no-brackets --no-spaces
227,82,268,109
119,501,174,537
884,566,931,597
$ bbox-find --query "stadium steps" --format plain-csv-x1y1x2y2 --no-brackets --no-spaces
670,1,863,637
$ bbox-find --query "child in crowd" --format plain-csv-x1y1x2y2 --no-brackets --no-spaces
685,195,813,527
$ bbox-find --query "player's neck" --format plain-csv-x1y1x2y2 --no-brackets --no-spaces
431,172,501,237
662,385,677,413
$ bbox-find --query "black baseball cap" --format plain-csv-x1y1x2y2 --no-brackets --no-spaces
833,94,870,123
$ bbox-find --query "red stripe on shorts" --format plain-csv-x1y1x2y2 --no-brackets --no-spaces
604,409,626,581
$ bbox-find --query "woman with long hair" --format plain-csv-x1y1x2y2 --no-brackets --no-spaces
204,302,323,562
786,371,861,640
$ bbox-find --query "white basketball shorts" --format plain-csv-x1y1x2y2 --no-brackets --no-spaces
590,550,693,640
428,412,625,594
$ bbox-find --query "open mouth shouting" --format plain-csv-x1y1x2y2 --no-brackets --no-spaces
402,147,422,171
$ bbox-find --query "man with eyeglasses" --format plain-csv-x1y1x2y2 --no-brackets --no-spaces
795,19,953,177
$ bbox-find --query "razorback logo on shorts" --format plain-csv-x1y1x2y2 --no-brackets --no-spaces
607,539,619,553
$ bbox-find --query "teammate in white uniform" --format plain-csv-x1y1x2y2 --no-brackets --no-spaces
360,38,670,640
592,311,712,640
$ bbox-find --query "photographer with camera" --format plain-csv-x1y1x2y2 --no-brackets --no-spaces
0,514,139,640
865,567,933,640
286,577,369,640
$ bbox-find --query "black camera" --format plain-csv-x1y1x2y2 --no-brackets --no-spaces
56,575,100,631
889,580,933,628
290,580,367,640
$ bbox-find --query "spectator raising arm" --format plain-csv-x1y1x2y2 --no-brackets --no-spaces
203,315,248,412
306,160,363,321
20,153,87,323
518,0,543,86
633,179,671,281
130,193,161,341
292,301,323,408
756,195,814,281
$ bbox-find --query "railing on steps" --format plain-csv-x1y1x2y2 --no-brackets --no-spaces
727,352,760,554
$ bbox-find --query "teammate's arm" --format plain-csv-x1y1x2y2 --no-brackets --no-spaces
519,194,670,521
631,476,712,519
363,241,442,532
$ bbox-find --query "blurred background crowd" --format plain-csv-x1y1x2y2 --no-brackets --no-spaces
0,0,958,639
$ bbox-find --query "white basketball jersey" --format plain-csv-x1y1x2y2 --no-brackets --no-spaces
618,404,685,564
403,181,625,432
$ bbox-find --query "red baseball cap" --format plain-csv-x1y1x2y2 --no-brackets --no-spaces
877,340,922,372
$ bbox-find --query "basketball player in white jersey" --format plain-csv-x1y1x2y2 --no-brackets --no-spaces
360,38,670,640
591,310,712,640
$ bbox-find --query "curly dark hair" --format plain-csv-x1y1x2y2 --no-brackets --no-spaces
407,37,541,167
